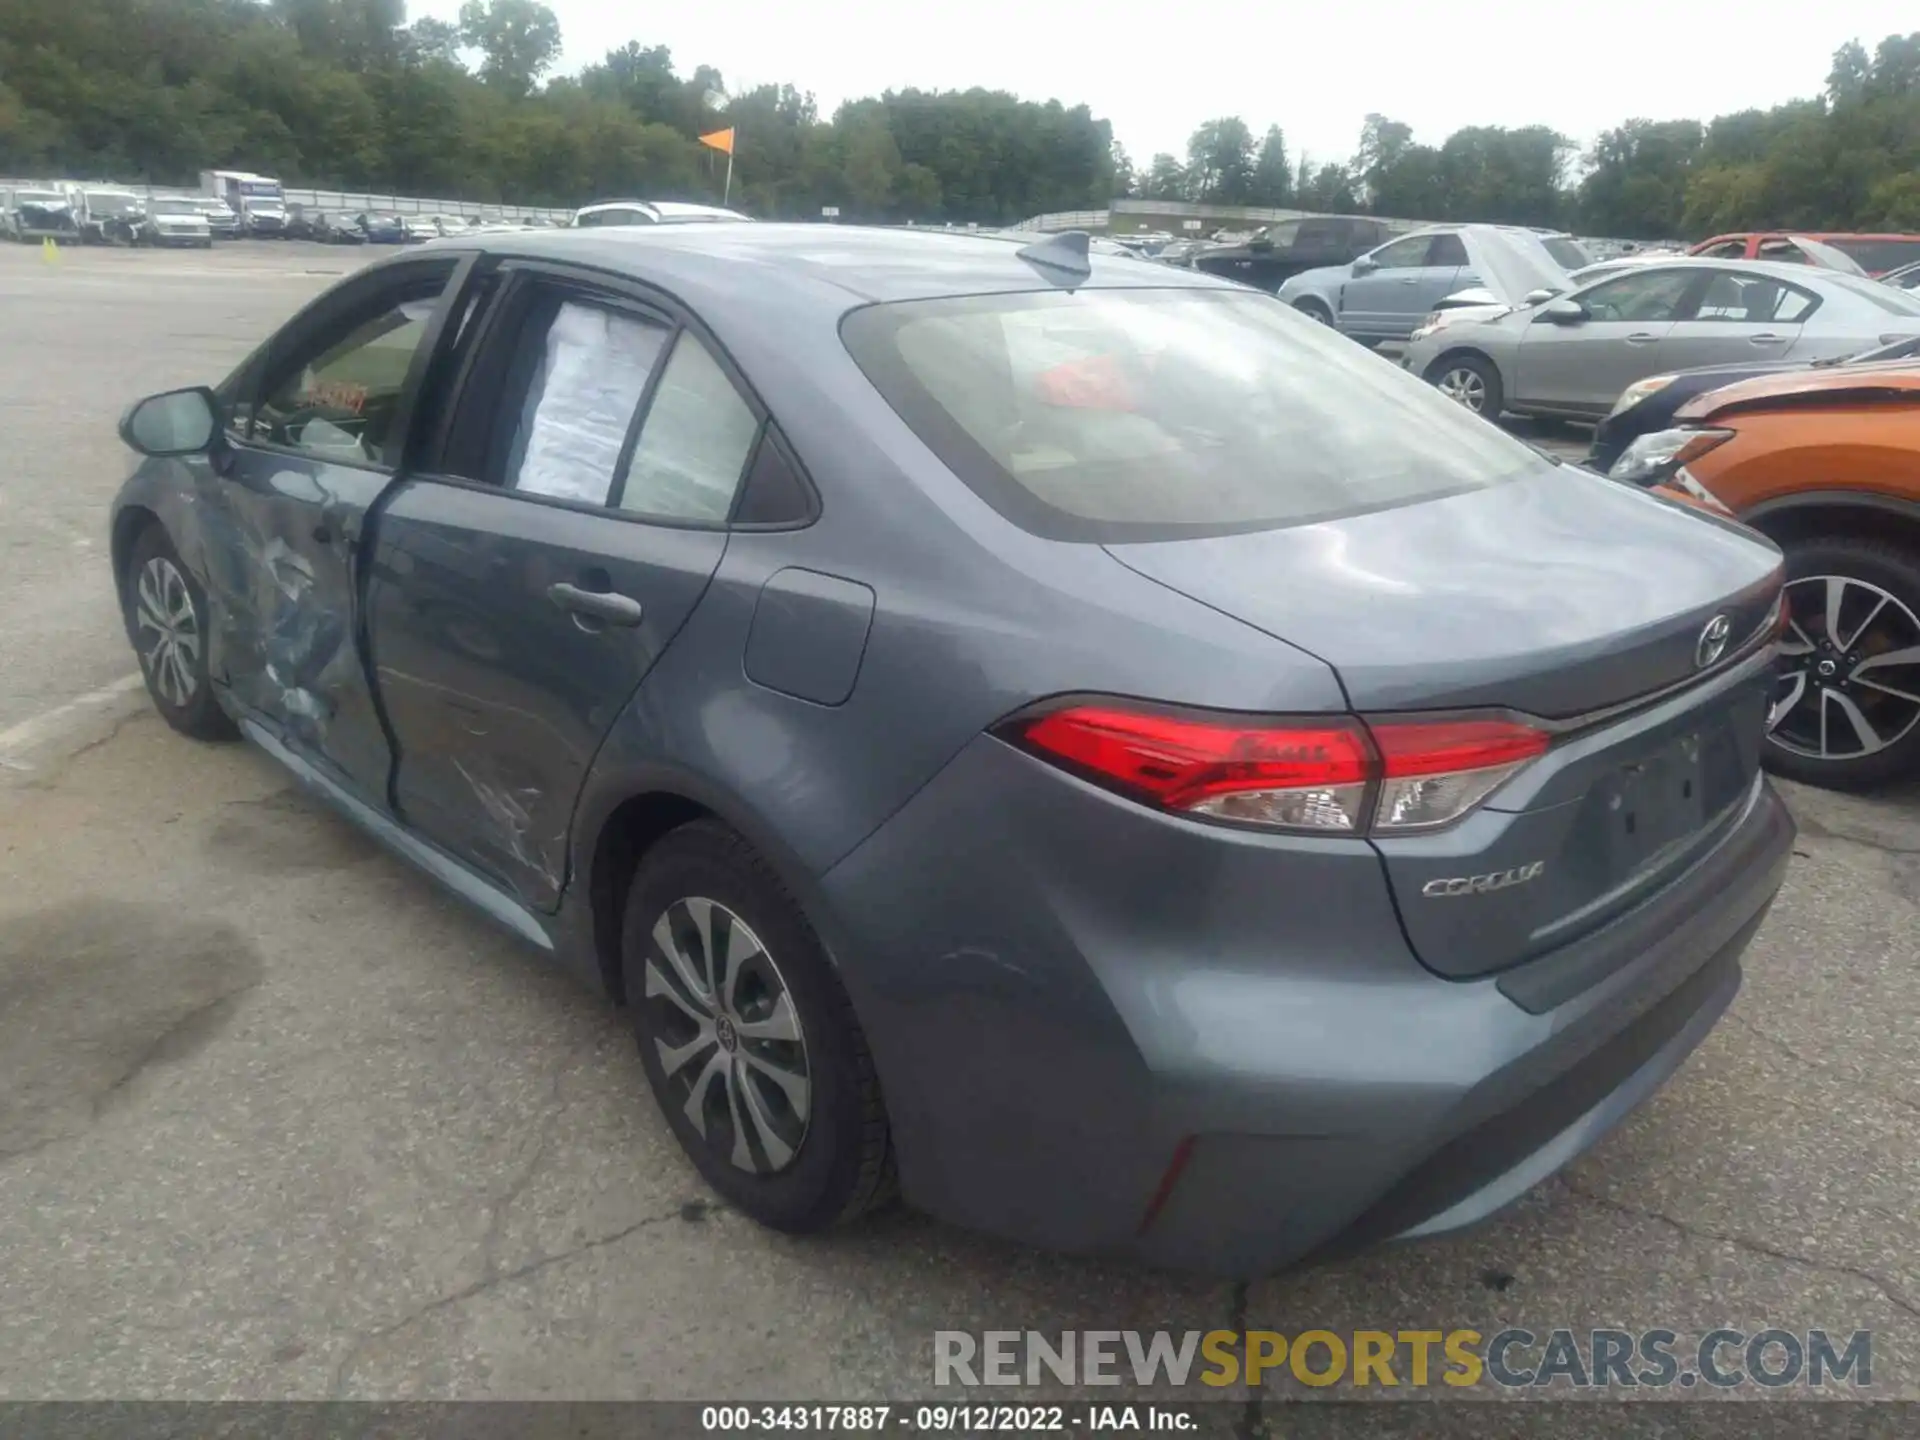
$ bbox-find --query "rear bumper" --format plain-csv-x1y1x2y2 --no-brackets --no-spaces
821,737,1792,1278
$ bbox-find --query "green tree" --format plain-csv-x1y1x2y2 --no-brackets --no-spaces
1248,125,1289,206
1578,118,1704,237
1185,116,1254,203
1139,152,1187,200
458,0,560,97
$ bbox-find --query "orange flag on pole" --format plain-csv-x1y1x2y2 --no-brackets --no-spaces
699,127,736,155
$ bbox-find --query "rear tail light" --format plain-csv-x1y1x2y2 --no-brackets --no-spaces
998,703,1549,835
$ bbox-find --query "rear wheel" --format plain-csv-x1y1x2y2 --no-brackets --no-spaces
123,525,237,741
1427,352,1503,418
622,820,894,1231
1765,536,1920,789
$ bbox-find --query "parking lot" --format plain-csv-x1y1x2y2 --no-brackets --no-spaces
2,238,1919,1416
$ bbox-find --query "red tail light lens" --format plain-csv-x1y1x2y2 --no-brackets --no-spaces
1000,704,1548,835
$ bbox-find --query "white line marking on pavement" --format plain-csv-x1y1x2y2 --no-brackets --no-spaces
0,673,146,762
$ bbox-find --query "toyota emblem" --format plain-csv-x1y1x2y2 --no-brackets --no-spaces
1695,613,1732,670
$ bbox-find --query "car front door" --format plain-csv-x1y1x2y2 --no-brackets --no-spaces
1337,234,1462,339
1656,268,1813,372
200,253,474,800
1510,266,1702,415
363,267,767,908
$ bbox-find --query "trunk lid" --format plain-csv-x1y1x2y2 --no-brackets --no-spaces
1107,468,1784,978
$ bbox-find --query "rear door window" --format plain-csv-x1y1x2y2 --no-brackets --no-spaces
503,301,672,504
841,287,1540,542
1426,233,1469,266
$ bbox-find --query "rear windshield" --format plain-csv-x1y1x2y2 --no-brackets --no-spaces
841,287,1540,541
1821,272,1920,316
1826,238,1920,274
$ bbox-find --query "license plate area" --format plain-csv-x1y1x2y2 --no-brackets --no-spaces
1606,733,1709,876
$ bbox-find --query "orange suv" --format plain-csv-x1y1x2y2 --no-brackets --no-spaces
1612,362,1920,788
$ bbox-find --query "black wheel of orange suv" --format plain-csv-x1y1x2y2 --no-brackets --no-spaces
1766,536,1920,789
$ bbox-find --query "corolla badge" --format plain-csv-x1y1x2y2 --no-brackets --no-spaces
1421,861,1545,898
1696,613,1732,670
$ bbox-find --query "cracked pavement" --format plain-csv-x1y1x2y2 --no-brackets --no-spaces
2,241,1918,1407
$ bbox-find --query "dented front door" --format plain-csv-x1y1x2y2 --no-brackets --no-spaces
200,257,468,800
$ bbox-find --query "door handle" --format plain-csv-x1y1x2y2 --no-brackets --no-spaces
547,582,644,627
1625,332,1659,344
1399,276,1419,284
1748,333,1786,345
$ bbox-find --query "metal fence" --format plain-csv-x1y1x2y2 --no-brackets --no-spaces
1,176,573,225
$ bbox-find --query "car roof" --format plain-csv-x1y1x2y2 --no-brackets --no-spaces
434,223,1232,309
1697,230,1920,242
1573,256,1866,285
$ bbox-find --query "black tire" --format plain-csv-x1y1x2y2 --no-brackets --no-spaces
1763,535,1920,790
622,819,894,1231
1425,350,1504,419
123,525,238,742
1292,298,1334,326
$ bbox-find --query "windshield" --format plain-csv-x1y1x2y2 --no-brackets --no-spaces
841,287,1538,541
85,193,140,215
1826,238,1920,274
15,191,64,206
151,200,198,215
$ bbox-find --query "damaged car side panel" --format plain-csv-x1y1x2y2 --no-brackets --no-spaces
182,253,478,800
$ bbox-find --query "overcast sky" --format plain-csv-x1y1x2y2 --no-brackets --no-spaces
415,0,1916,167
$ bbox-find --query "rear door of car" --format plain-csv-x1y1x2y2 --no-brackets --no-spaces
1511,266,1703,414
363,261,773,908
202,252,476,802
1656,268,1813,372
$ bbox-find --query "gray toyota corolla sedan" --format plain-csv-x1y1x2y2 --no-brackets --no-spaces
109,225,1793,1277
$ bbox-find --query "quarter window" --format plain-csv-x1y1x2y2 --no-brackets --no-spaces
617,331,760,523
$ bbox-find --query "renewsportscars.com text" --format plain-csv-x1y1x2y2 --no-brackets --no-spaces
933,1329,1871,1390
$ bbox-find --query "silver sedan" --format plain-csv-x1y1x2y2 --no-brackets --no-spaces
1403,257,1920,419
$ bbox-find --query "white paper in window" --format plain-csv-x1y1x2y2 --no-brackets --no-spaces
512,302,668,504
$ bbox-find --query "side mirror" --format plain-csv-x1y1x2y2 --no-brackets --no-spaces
120,386,219,457
1537,298,1587,325
1523,287,1558,306
1351,255,1379,275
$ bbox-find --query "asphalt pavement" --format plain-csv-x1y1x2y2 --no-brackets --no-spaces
1,239,1917,1414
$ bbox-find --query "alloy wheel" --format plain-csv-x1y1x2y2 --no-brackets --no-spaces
135,556,201,708
1769,575,1920,761
1436,366,1487,413
643,896,811,1174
